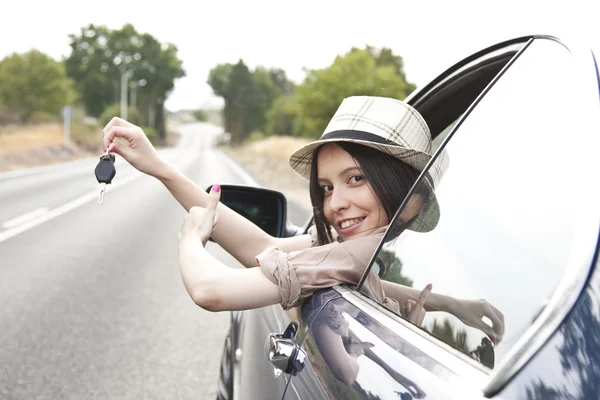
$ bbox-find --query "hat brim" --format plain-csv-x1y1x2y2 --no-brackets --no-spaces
406,177,440,233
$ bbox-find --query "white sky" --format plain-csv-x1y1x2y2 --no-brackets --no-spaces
1,0,598,111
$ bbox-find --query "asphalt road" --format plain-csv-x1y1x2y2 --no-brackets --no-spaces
0,123,310,400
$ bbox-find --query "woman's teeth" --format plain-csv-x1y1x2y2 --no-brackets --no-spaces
340,218,363,229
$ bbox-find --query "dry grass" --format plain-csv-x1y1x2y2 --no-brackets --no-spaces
223,136,314,211
0,123,64,154
0,122,179,173
0,123,314,212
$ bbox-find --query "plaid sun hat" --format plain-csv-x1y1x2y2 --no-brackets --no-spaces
289,95,449,232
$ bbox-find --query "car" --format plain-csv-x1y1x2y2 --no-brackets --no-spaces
213,34,600,400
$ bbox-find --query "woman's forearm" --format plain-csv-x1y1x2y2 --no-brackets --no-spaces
178,236,228,311
178,236,282,312
381,281,458,314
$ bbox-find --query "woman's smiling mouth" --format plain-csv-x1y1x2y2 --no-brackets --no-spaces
339,217,365,229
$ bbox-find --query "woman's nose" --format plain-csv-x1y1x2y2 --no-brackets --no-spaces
328,187,351,212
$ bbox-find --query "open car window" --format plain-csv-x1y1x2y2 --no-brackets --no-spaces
356,36,599,374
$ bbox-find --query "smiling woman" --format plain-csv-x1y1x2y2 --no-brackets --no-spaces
101,95,454,320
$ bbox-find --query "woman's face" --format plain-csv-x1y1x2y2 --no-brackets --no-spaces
316,143,389,241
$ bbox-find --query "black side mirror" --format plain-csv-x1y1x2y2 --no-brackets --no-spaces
206,184,289,239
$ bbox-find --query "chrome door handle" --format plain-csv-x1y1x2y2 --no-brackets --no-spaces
264,321,306,376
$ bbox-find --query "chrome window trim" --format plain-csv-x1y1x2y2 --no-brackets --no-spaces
482,39,600,396
333,285,490,389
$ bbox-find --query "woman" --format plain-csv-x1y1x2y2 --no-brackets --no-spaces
102,95,504,342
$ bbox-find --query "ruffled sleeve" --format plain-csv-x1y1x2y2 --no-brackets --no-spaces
256,232,386,310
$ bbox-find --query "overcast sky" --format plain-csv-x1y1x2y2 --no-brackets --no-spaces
1,0,598,111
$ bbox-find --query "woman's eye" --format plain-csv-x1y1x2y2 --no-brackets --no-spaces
348,175,364,184
321,185,333,194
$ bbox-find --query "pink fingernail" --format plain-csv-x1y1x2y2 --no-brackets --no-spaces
213,184,220,193
426,283,433,291
108,144,115,152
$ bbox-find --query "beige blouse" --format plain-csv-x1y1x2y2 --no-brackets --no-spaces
256,225,401,314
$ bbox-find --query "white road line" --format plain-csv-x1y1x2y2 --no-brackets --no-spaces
0,147,247,245
2,208,50,229
218,151,260,186
0,172,140,245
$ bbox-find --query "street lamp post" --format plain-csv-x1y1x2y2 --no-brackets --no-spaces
120,67,130,120
129,79,147,110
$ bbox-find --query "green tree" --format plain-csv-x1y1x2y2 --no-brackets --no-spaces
367,45,416,94
428,318,470,355
293,47,415,137
207,63,235,135
376,249,413,286
193,109,207,121
64,24,116,117
65,24,185,141
208,62,293,143
265,94,299,136
0,50,75,122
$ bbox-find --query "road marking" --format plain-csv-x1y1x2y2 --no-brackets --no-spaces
0,173,140,245
2,208,50,229
0,139,231,245
218,151,260,186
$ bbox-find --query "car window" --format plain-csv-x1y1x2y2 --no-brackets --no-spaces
359,38,598,370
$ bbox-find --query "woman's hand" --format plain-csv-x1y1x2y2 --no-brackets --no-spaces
401,283,431,326
452,299,505,344
344,339,375,358
178,184,221,247
102,117,166,177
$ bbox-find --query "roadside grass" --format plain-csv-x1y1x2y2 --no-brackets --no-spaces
222,135,314,211
0,122,179,172
0,123,312,211
0,123,65,154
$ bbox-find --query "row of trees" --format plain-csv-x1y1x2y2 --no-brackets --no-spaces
1,23,416,147
207,46,416,144
0,23,185,143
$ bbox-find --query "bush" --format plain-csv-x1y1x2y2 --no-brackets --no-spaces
142,126,159,145
99,103,143,127
28,111,60,124
248,130,266,141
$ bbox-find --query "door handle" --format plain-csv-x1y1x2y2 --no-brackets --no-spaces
264,321,306,376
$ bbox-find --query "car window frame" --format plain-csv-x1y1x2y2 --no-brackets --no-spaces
352,35,600,395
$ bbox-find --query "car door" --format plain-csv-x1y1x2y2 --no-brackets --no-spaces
280,35,599,399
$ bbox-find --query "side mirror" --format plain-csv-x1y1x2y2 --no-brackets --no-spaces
206,184,289,239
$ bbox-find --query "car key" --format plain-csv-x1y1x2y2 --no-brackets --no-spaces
95,150,116,205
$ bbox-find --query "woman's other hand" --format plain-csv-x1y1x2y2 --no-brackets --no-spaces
179,184,221,247
402,283,431,326
452,299,505,344
102,117,166,177
344,338,375,358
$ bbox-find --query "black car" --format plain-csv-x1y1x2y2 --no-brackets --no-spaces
214,34,600,400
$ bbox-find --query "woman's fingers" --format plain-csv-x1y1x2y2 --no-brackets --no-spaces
415,283,432,310
103,126,139,151
196,184,221,245
406,283,431,325
205,184,221,225
483,303,505,343
103,116,135,133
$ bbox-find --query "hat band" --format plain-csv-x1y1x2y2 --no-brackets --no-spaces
320,130,398,146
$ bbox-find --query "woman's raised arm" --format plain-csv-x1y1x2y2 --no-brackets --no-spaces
103,117,312,267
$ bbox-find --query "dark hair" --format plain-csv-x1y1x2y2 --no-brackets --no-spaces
309,142,421,245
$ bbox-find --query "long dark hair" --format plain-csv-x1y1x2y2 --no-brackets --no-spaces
309,142,420,245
